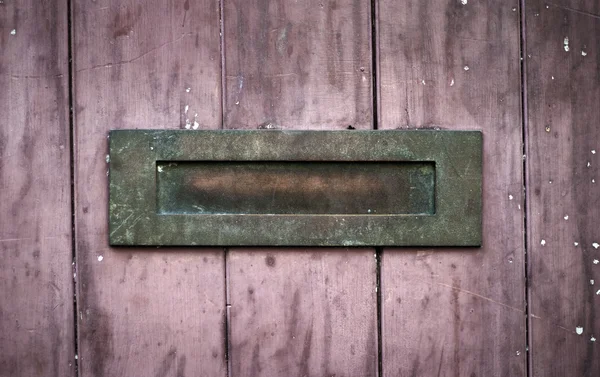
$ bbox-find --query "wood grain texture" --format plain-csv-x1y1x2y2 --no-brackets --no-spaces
525,1,600,375
377,0,526,376
228,251,378,377
222,0,372,130
0,1,74,376
73,1,226,376
223,1,377,376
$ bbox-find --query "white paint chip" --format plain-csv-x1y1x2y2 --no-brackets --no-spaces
184,105,189,114
463,65,470,71
157,166,163,173
516,351,520,356
10,29,16,36
97,255,103,262
105,155,110,163
576,327,584,335
564,215,569,220
541,239,546,246
591,336,596,342
421,79,426,85
563,37,570,52
551,76,555,80
185,87,191,93
509,195,514,200
193,120,199,130
450,79,455,86
591,280,595,285
582,51,587,56
597,289,600,295
588,162,592,168
593,242,599,249
574,242,579,246
592,150,597,154
460,0,467,4
594,259,599,265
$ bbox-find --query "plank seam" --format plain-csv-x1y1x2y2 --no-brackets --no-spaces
518,0,531,376
67,0,79,375
372,0,382,376
219,1,231,376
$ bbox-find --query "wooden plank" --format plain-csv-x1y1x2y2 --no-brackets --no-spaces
72,1,226,376
228,250,378,376
222,1,377,376
223,0,372,130
377,1,526,376
0,1,75,376
525,1,600,375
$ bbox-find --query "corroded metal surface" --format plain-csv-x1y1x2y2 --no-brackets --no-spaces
109,130,482,246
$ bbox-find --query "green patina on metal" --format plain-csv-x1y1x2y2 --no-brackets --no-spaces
109,130,482,247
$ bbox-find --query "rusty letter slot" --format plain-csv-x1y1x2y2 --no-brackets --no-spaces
109,130,482,247
156,161,435,215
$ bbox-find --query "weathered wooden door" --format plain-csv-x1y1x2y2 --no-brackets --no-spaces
1,0,599,376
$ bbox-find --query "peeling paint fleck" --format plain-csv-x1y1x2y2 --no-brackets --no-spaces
574,242,579,246
106,155,110,163
97,255,103,262
450,79,455,86
594,259,599,265
10,29,16,36
509,194,514,200
576,327,583,335
582,51,587,56
563,37,570,52
563,215,568,220
540,239,546,246
592,149,596,154
463,65,470,71
460,0,467,5
591,336,596,342
593,242,599,249
185,87,191,93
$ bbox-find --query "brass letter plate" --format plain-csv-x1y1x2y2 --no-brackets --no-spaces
109,130,482,247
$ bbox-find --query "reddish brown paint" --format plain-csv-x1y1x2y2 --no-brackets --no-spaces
222,0,378,376
2,0,600,376
0,1,75,376
377,0,527,375
73,0,226,376
526,0,600,375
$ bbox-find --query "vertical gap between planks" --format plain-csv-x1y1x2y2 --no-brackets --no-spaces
371,0,379,131
518,0,531,376
218,1,231,376
376,248,383,377
224,248,232,377
371,0,382,376
67,0,79,374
